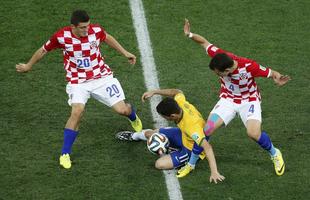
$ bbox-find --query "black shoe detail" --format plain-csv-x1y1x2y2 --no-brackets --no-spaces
115,131,134,141
277,163,285,175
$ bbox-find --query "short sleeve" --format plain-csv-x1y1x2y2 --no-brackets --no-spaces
97,25,107,42
206,44,227,58
247,62,271,78
43,33,61,52
206,44,240,62
174,93,186,104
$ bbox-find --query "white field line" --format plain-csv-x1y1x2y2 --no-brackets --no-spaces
128,0,183,200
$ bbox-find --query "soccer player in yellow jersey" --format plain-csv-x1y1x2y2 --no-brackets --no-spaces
117,88,225,183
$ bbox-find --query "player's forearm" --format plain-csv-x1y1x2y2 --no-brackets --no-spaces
202,141,220,174
27,47,47,67
206,151,220,175
189,33,211,49
152,89,182,97
105,34,130,57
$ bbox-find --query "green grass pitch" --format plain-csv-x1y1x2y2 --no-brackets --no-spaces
0,0,309,199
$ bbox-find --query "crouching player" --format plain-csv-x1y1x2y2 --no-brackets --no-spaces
117,89,225,183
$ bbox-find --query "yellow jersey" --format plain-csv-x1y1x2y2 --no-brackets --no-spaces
174,93,206,159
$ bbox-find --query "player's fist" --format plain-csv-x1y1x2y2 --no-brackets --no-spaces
16,63,32,73
141,91,155,102
125,52,136,65
184,18,191,36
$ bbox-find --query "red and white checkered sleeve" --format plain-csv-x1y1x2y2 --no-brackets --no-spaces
43,32,61,52
247,61,271,78
206,44,232,58
97,26,107,42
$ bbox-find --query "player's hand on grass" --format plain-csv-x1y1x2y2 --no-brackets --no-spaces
141,91,155,102
16,63,32,73
271,71,291,86
184,18,191,37
276,75,291,86
209,171,225,184
125,52,136,65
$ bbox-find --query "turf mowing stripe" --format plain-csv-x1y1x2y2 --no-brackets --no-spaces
129,0,183,199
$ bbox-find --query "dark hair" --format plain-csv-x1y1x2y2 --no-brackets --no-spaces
71,10,90,26
209,53,234,72
156,97,181,117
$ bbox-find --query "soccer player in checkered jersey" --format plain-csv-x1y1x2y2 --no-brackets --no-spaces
181,19,290,176
16,10,143,169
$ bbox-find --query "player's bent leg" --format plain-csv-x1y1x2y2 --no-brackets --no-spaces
177,164,195,178
247,120,285,175
204,113,224,139
112,101,131,115
116,129,154,141
60,103,85,169
177,148,197,178
155,155,174,170
115,131,135,141
178,143,203,177
112,101,142,132
65,103,85,130
271,148,285,176
59,154,72,169
246,119,261,141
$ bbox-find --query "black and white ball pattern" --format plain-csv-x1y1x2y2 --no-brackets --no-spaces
147,133,169,155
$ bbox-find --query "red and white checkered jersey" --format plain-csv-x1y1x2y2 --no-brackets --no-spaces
206,44,272,104
43,24,112,84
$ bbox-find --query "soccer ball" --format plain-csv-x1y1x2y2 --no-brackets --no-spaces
147,133,169,155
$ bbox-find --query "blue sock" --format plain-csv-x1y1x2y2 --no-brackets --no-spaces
61,128,78,155
127,105,137,121
189,152,200,166
257,131,276,156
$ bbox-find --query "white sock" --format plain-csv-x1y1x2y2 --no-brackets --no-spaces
187,163,195,169
132,129,149,141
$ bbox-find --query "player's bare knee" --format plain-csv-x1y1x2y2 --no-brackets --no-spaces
247,129,260,141
246,120,261,140
120,107,131,116
155,159,165,170
71,107,84,120
114,103,131,116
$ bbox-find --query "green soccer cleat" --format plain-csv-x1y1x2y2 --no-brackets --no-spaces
59,153,72,169
176,164,194,178
271,148,285,176
130,115,142,132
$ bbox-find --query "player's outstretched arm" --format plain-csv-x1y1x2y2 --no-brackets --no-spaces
200,139,225,184
184,19,211,49
141,89,182,102
270,69,291,86
105,34,136,65
16,47,47,73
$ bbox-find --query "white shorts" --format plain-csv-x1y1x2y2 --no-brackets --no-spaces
66,76,125,107
210,98,262,127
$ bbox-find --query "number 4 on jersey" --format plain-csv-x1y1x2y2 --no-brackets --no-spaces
249,105,254,113
229,84,234,91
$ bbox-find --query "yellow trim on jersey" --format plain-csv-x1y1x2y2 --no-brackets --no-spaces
174,93,206,159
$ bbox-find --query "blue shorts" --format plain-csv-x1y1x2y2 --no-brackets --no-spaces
159,127,203,168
